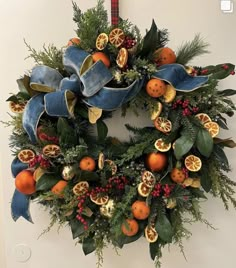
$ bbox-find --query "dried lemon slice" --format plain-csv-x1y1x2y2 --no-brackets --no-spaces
116,47,128,68
137,182,152,197
154,138,171,152
154,117,172,133
96,33,109,50
184,155,202,172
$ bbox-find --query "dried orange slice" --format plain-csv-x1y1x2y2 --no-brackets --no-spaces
18,149,35,163
154,138,171,152
109,28,125,47
184,155,202,172
150,101,163,120
116,47,128,68
154,117,172,133
137,182,152,197
96,33,109,50
98,152,105,169
163,85,176,103
104,159,117,175
195,113,212,124
145,225,158,243
73,181,89,196
9,101,27,114
42,144,61,158
90,192,109,205
141,170,156,187
204,122,220,138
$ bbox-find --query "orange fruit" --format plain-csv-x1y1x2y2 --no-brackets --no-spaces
195,113,212,124
146,78,167,98
104,159,117,175
145,225,158,243
42,144,61,158
145,152,167,172
184,155,202,172
92,52,110,68
109,28,125,47
51,180,68,196
170,168,185,183
141,170,156,187
150,101,163,120
163,85,176,103
132,200,150,220
154,138,171,152
9,101,27,113
137,182,152,197
96,33,109,50
73,181,89,196
154,117,172,133
153,47,176,66
121,219,139,236
116,47,128,68
67,37,80,46
18,149,35,163
79,156,96,172
15,170,36,195
90,192,109,205
204,122,220,138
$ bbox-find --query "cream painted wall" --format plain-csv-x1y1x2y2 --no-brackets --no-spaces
0,1,236,268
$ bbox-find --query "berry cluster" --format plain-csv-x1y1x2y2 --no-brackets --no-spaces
151,183,175,198
182,167,189,179
39,132,59,144
222,64,235,75
77,193,90,230
122,36,137,49
29,154,50,168
172,99,199,116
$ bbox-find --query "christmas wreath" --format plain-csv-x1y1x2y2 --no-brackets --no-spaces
5,1,236,267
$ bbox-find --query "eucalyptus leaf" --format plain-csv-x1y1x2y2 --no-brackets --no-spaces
196,129,213,157
200,167,212,192
155,214,173,243
36,173,61,191
82,235,96,255
97,120,108,140
70,218,85,239
174,135,194,160
218,89,236,96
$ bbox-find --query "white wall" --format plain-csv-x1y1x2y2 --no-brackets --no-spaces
0,0,236,268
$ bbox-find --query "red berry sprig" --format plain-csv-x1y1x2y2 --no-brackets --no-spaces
151,183,175,198
29,154,50,169
172,99,199,116
122,36,137,49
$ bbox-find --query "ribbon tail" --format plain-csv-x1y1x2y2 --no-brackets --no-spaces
11,189,33,223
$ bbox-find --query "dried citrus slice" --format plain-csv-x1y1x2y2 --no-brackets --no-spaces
42,144,61,158
191,178,201,188
109,28,125,47
98,152,105,170
116,47,128,68
195,113,212,124
182,178,194,187
96,33,109,50
184,155,202,172
104,159,117,175
154,138,171,152
9,101,27,113
166,198,177,209
150,101,163,120
141,170,156,187
163,85,176,103
204,122,220,138
154,117,172,133
145,225,158,243
18,149,35,163
73,181,89,196
138,182,152,197
90,192,109,205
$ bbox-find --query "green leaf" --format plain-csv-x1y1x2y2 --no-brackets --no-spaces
190,188,207,199
196,129,213,157
76,170,100,182
200,167,212,192
214,137,236,148
97,120,108,140
6,95,19,102
174,135,194,160
82,235,96,255
204,63,235,80
155,214,174,243
149,241,160,260
213,144,229,169
36,173,61,191
218,89,236,96
70,218,85,239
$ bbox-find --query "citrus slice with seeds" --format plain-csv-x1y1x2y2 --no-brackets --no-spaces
90,192,109,205
195,113,212,124
137,182,152,197
96,33,109,50
116,47,128,68
154,138,171,152
73,181,89,196
9,101,27,113
150,101,163,120
204,122,220,138
109,28,125,47
184,155,202,172
154,117,172,133
98,152,105,170
104,159,117,175
141,170,156,187
163,85,176,103
145,225,158,243
182,178,194,187
42,144,61,158
191,178,201,188
18,149,35,163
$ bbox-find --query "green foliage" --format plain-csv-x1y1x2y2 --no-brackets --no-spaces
155,213,174,243
174,135,194,160
36,173,61,191
196,129,213,157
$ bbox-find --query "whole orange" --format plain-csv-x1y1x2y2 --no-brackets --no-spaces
51,180,68,196
121,219,139,236
79,156,96,172
170,168,185,183
145,152,167,172
131,200,150,220
15,170,36,195
146,78,167,98
153,47,176,66
67,37,81,46
92,52,110,68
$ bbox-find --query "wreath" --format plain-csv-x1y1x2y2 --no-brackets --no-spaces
5,1,236,267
